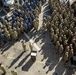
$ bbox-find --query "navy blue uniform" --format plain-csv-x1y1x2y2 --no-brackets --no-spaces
0,17,4,24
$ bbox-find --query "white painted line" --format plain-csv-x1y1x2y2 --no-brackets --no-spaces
33,43,41,51
24,33,41,51
43,4,49,8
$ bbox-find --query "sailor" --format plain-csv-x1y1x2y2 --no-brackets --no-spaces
50,27,54,33
56,41,60,52
33,19,39,31
13,30,18,40
4,30,10,40
63,52,69,63
51,31,54,42
68,48,74,60
17,27,21,35
58,36,62,44
62,35,67,43
9,29,13,39
43,17,47,24
55,28,59,35
21,40,26,52
53,34,58,44
20,24,24,33
23,22,28,33
69,44,73,49
59,44,64,54
0,17,4,24
28,22,32,31
63,39,68,49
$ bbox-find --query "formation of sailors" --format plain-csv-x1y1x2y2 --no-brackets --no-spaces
0,0,47,48
43,0,76,63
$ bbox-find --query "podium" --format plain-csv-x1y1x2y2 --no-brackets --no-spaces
31,51,37,61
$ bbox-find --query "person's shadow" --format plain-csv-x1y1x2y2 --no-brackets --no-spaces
1,41,15,54
15,53,30,69
8,51,24,68
22,59,35,71
53,60,65,75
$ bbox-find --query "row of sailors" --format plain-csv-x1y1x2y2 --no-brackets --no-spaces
19,0,46,6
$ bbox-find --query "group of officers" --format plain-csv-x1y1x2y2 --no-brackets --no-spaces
43,0,76,63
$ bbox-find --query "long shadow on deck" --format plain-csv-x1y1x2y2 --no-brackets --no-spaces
8,51,24,68
22,59,34,71
15,53,30,69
